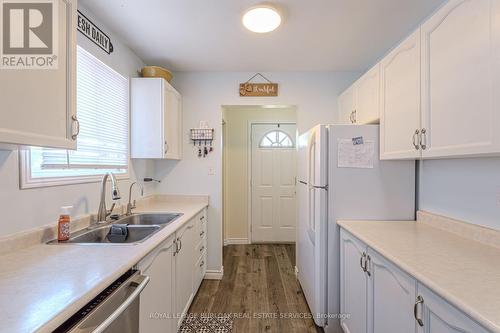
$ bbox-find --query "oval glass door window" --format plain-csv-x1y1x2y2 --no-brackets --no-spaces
259,130,295,148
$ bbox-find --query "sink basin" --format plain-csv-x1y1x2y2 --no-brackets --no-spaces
117,213,182,226
49,225,161,245
47,213,182,245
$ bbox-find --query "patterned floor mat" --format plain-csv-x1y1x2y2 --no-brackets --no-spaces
179,314,233,333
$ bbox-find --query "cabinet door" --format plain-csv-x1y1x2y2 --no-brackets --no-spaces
355,64,380,125
163,84,182,160
367,249,417,333
131,78,164,158
338,86,356,124
417,284,489,333
175,219,196,328
340,229,368,333
139,236,175,333
0,0,77,149
380,29,421,160
421,0,500,158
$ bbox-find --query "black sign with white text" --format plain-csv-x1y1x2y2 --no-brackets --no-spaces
77,10,113,54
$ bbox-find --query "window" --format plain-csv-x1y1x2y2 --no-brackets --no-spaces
259,130,294,148
20,46,129,188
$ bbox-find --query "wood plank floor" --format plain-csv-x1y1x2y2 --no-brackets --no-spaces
188,244,323,333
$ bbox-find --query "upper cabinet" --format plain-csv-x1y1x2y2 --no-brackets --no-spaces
131,78,182,160
380,29,421,160
420,0,500,158
356,64,380,125
0,0,78,149
338,64,380,125
338,85,356,124
381,0,500,160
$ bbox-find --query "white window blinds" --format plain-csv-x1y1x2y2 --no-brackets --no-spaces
32,46,129,173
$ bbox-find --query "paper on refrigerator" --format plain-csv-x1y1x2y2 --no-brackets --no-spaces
337,139,375,168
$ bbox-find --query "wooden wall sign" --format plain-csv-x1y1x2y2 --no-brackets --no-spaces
239,73,278,97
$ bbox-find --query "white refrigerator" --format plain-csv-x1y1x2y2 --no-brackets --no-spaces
296,124,415,332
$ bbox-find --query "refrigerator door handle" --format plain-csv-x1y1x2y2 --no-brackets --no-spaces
312,184,328,191
298,180,308,185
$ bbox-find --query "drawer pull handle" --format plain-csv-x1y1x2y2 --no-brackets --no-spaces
414,295,424,327
200,231,205,237
365,255,371,276
360,252,367,272
71,115,80,140
200,216,205,221
420,128,427,150
200,261,204,267
200,246,205,252
412,129,420,150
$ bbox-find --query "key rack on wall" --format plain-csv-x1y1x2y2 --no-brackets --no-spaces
190,128,215,158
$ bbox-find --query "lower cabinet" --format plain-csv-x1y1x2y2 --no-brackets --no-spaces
340,228,490,333
367,249,416,333
417,284,489,333
138,208,208,333
139,235,176,333
174,218,196,328
340,229,368,333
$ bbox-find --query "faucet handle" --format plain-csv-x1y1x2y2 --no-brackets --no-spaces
107,203,116,217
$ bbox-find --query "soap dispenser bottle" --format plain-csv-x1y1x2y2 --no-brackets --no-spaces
58,206,72,241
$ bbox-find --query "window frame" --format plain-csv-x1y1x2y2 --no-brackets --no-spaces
258,129,295,148
19,47,130,190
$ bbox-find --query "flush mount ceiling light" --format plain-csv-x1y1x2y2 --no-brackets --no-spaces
242,4,282,33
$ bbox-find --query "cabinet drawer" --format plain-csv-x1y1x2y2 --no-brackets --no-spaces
194,250,207,292
195,238,207,260
195,210,207,235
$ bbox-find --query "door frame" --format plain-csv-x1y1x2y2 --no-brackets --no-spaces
248,121,297,243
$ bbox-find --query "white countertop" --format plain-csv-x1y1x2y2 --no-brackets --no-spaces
338,218,500,333
0,195,208,333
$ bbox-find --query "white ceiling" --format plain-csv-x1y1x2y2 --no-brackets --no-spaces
80,0,446,72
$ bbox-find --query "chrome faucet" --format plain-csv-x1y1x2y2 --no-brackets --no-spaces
126,182,144,216
97,173,121,223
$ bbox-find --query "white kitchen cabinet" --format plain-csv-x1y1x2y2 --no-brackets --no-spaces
416,284,489,333
340,226,491,333
380,29,421,160
337,64,380,125
193,209,207,291
367,249,417,333
174,218,196,328
340,229,368,333
355,64,380,125
139,235,176,333
420,0,500,158
131,78,182,159
338,86,356,124
0,0,77,150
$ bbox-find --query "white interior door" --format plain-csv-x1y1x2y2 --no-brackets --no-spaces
251,123,297,243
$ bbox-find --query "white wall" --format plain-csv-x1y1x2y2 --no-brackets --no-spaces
418,158,500,230
153,71,359,272
0,5,154,237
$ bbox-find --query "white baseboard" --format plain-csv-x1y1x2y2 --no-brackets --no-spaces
223,238,250,245
204,266,224,280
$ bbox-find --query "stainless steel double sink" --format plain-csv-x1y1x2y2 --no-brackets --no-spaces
48,213,182,245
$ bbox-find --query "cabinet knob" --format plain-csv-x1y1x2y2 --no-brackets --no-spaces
414,295,424,327
71,115,80,140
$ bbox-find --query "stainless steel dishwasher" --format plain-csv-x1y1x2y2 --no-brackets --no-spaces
54,270,150,333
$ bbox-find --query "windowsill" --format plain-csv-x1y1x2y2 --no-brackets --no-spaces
19,150,130,190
